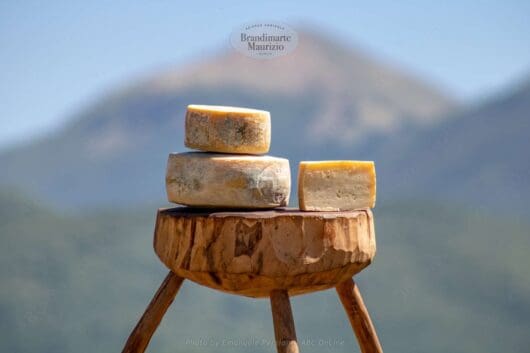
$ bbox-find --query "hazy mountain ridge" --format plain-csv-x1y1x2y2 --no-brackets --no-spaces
0,30,528,214
376,76,530,212
0,30,455,208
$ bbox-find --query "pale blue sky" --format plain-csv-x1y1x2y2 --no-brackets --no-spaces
1,0,529,147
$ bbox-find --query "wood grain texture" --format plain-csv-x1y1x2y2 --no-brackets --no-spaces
154,207,376,297
336,278,383,353
270,290,300,353
122,272,184,353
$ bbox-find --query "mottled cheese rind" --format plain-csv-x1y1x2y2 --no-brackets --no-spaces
185,105,271,154
298,161,376,211
166,152,290,208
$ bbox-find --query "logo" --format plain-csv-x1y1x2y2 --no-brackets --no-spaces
230,22,298,59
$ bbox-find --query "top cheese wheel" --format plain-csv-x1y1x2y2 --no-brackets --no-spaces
185,105,271,154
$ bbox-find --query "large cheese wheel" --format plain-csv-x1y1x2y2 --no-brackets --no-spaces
185,105,271,154
298,161,376,211
166,152,290,208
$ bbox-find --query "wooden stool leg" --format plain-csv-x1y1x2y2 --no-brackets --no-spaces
270,289,300,353
336,278,383,353
122,271,184,353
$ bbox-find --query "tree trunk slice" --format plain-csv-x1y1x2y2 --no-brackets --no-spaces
270,290,300,353
154,207,376,298
336,278,383,353
122,272,184,353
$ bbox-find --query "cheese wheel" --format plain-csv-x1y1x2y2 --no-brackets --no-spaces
166,152,290,208
298,161,376,211
185,105,271,154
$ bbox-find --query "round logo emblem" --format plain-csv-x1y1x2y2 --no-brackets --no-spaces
230,22,298,59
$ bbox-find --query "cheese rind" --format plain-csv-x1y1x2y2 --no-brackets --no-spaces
185,105,271,154
166,152,290,208
298,161,376,211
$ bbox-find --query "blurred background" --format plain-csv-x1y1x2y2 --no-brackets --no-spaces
1,1,530,352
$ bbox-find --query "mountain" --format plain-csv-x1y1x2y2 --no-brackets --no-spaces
0,30,455,208
377,78,530,212
1,190,529,353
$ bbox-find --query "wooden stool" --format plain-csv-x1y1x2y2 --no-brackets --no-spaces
122,207,383,353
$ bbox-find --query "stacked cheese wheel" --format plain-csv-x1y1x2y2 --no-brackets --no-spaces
166,105,291,208
166,105,376,211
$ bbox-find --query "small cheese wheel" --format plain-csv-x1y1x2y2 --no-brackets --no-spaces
185,105,271,154
166,152,290,208
298,161,376,211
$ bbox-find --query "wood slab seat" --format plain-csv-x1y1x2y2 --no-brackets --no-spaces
154,207,376,297
123,207,382,353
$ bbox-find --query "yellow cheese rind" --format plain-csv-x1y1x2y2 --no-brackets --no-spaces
185,104,271,154
166,152,290,208
298,161,376,211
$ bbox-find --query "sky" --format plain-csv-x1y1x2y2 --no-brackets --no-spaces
1,0,530,148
